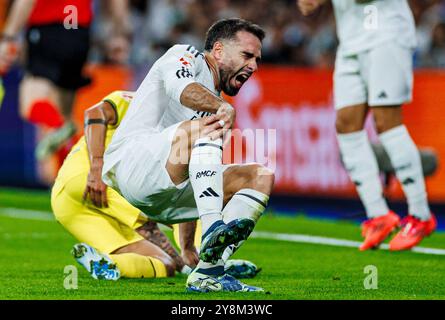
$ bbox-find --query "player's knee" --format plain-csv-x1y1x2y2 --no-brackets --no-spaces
335,115,363,134
246,164,275,195
374,117,401,134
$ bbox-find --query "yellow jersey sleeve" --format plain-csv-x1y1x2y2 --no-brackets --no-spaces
102,91,134,129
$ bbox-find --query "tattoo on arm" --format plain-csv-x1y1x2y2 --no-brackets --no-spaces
137,221,185,270
179,221,197,251
180,82,224,114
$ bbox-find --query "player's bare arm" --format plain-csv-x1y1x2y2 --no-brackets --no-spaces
180,82,236,134
0,0,36,73
83,101,117,208
178,221,199,267
136,221,190,272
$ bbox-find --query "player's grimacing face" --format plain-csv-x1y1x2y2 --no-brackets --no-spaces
218,31,262,96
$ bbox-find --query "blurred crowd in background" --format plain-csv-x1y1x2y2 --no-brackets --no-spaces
88,0,445,72
1,0,445,72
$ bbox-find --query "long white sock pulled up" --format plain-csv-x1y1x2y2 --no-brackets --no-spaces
337,130,389,218
189,137,224,235
379,125,431,221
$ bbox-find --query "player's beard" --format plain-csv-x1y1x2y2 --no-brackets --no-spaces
219,65,245,97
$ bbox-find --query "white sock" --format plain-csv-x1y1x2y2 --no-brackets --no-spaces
221,189,269,262
337,131,389,219
379,125,431,221
189,137,224,234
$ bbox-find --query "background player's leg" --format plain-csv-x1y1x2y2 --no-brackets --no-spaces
373,106,436,250
19,75,64,126
373,106,431,220
336,103,390,218
336,103,400,251
19,75,76,184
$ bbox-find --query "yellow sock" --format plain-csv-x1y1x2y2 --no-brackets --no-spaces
109,253,167,278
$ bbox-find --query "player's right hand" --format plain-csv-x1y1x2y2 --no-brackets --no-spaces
216,103,236,131
203,102,235,144
83,158,109,208
0,39,19,75
297,0,320,16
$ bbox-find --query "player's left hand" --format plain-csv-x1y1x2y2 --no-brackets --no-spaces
83,158,109,208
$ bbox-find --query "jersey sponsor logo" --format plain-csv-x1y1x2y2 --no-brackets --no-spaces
176,66,193,79
196,170,217,179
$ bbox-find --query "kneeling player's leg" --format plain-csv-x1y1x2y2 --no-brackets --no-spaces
52,176,175,279
167,118,226,279
167,117,249,264
167,117,225,235
112,240,176,278
220,163,275,261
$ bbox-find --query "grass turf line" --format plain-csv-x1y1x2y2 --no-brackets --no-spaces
0,187,444,300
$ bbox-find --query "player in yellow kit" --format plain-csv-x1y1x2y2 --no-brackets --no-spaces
51,91,199,280
51,90,260,280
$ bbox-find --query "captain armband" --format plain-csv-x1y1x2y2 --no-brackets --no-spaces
84,119,107,127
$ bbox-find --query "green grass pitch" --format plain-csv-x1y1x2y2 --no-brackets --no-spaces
0,188,444,300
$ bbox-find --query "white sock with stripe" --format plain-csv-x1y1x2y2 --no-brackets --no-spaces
337,130,390,219
221,189,269,261
189,137,224,235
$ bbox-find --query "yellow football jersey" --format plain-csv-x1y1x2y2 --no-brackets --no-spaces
55,91,133,183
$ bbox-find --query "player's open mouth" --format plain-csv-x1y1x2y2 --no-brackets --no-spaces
234,73,250,88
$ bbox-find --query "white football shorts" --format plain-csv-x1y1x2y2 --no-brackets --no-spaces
334,42,414,110
107,122,234,225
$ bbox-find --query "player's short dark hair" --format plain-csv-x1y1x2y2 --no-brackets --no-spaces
204,18,266,51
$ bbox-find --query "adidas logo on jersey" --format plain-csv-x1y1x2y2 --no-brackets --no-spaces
199,187,220,198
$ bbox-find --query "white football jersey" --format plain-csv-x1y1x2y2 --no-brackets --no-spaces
332,0,417,56
103,44,218,174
